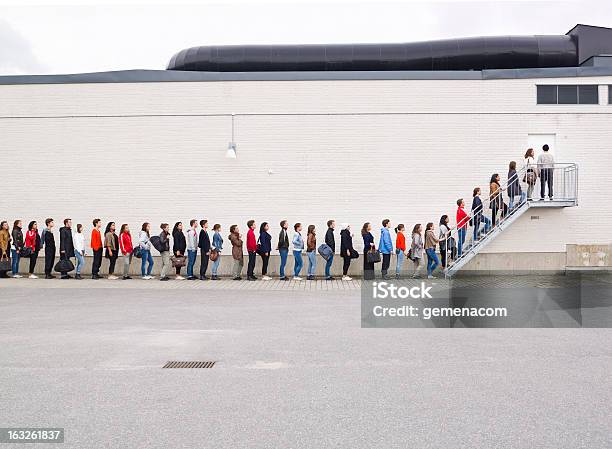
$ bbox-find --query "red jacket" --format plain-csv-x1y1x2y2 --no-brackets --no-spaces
246,228,257,252
119,232,133,255
25,230,38,251
456,206,470,229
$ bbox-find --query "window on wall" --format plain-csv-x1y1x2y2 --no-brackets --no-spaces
536,85,599,105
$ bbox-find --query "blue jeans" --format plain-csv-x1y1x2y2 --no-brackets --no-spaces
186,249,197,277
212,256,221,276
307,251,316,276
457,228,467,257
426,248,439,276
509,193,527,211
396,250,405,275
279,248,289,277
11,249,20,275
141,249,154,276
74,250,85,274
293,250,303,277
473,216,491,241
325,254,334,278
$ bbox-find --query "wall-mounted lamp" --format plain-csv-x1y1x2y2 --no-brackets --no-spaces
226,142,237,159
226,113,237,159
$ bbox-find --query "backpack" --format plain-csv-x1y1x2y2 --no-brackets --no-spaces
150,235,164,253
39,229,46,249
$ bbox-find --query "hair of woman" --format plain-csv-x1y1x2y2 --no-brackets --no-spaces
361,222,370,236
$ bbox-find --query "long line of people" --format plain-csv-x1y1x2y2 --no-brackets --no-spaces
0,147,555,281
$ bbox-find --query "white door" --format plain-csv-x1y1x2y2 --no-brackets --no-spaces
527,134,557,161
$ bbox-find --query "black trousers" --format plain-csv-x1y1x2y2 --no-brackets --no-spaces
440,248,447,268
44,249,55,275
381,253,391,275
260,253,270,276
108,254,118,274
92,249,102,275
342,256,351,276
29,250,39,274
199,252,209,277
247,251,256,277
363,253,375,280
540,168,554,199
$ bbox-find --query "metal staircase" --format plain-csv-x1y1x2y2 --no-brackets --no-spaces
444,163,578,277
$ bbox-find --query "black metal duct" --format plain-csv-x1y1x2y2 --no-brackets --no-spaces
167,35,579,72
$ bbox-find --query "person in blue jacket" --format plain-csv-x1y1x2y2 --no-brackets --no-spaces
378,219,393,279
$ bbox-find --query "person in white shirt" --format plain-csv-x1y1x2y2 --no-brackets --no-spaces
523,148,538,201
536,144,555,200
73,224,85,280
185,219,199,280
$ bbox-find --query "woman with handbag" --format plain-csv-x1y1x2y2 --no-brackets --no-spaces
172,222,187,280
228,224,244,280
0,221,11,278
395,224,407,279
524,148,537,201
340,223,355,281
361,222,375,280
305,224,317,281
11,220,24,278
410,224,424,278
104,222,120,280
139,223,154,280
119,224,133,280
258,222,272,281
489,173,507,228
24,221,40,279
210,224,223,280
73,224,85,280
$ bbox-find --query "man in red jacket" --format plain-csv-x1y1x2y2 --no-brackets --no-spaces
246,220,257,281
456,198,470,257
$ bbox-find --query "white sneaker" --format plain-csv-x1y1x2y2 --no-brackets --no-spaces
108,275,118,280
262,275,272,281
175,275,185,280
12,274,22,278
293,276,303,281
28,274,38,279
342,275,352,281
427,275,434,279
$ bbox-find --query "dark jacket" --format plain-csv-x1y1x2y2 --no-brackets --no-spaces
362,232,374,254
11,227,24,250
59,226,74,255
472,195,484,219
340,229,354,258
259,231,272,254
43,228,56,253
277,228,289,250
160,231,170,252
198,230,211,253
507,169,523,197
172,229,186,254
325,228,335,252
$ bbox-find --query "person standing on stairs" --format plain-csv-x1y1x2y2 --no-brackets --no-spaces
508,161,526,211
456,199,470,257
537,144,555,201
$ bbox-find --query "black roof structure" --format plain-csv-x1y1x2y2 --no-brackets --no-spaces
167,24,612,72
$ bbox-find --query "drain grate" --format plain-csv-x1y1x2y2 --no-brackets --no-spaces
163,361,216,369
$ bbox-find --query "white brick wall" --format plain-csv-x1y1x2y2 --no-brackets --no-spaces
1,75,611,258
